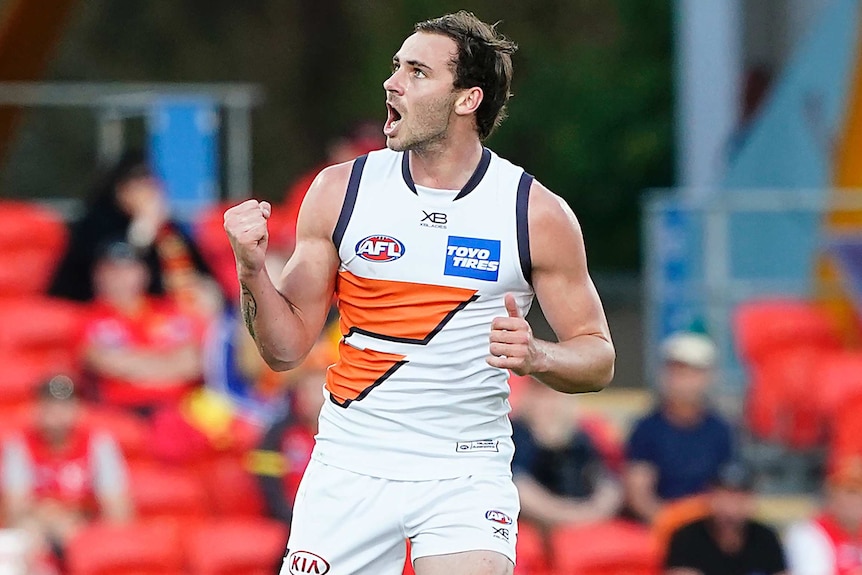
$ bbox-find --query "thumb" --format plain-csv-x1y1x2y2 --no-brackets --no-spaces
504,293,522,319
259,201,272,219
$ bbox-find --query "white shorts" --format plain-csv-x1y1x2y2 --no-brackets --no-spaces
279,459,519,575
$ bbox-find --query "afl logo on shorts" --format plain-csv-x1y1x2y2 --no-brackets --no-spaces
485,510,513,525
287,550,330,575
355,235,405,262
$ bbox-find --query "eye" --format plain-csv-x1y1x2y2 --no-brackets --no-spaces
413,68,427,79
391,62,400,73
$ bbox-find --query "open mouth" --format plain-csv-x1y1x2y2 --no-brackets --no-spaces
384,102,403,136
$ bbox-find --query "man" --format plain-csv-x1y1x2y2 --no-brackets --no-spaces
511,376,622,527
784,455,862,575
224,11,614,575
81,241,205,415
1,375,131,567
664,461,787,575
624,332,733,523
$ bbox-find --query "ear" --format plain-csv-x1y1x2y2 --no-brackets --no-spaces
454,87,484,117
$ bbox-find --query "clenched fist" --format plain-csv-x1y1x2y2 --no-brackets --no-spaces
223,199,272,277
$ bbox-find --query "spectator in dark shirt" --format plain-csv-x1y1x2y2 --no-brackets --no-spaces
665,461,786,575
511,375,621,527
624,332,733,523
49,150,214,316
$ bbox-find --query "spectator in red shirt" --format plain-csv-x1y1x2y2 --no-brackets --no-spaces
250,339,333,525
82,241,205,415
1,375,131,568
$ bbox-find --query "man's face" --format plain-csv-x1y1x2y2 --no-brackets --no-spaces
383,32,461,152
94,258,149,305
829,484,862,531
661,361,713,406
38,398,79,441
709,487,754,530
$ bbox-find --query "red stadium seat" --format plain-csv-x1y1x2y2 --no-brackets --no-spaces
0,296,85,361
0,351,77,408
830,393,862,461
551,520,658,575
66,520,185,575
129,463,210,520
0,201,66,297
734,299,841,365
815,351,862,416
515,521,549,575
746,347,825,448
198,455,266,517
184,517,288,575
80,405,151,462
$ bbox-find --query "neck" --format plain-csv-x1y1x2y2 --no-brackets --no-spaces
408,136,483,190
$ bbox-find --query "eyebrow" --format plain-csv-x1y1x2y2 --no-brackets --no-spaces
392,55,432,71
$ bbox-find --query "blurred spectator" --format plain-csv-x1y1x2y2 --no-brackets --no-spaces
624,332,733,523
511,376,622,527
0,376,131,568
49,150,214,314
81,241,204,415
784,455,862,575
664,461,786,575
249,338,333,525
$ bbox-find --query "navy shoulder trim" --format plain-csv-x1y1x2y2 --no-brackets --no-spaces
332,154,368,249
516,171,534,285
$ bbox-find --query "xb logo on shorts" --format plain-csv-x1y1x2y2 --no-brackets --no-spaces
444,236,501,281
485,510,513,525
355,235,405,262
287,550,330,575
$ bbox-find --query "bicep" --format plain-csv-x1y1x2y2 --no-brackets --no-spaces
528,184,611,345
274,164,348,339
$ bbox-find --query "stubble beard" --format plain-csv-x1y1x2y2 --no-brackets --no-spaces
386,92,457,154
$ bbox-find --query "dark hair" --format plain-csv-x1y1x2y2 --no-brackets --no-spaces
415,11,517,140
89,149,154,211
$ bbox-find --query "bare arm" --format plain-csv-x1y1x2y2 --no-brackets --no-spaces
224,164,349,371
515,473,622,527
487,181,615,393
84,344,201,384
624,461,663,523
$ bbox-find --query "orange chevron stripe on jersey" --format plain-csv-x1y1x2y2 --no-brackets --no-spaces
325,270,479,407
335,270,479,343
326,343,407,407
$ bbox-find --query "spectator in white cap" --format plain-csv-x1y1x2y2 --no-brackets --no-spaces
623,332,734,523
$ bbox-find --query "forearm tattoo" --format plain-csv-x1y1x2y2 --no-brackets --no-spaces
240,282,258,341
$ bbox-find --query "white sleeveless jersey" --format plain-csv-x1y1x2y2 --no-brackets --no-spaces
313,147,535,480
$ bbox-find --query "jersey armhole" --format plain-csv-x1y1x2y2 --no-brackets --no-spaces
516,171,534,286
331,154,368,249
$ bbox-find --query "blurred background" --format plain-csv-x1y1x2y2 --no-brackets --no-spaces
1,0,862,574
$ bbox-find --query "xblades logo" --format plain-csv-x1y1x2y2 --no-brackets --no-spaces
421,211,447,228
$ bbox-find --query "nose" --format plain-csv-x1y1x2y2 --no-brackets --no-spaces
383,69,403,95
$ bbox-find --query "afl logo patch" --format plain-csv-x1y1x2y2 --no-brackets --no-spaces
485,510,513,525
355,235,405,262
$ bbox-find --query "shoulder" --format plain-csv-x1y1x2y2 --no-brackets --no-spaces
527,181,581,238
747,520,782,542
703,410,733,434
295,159,359,238
632,410,665,433
672,518,709,542
525,180,584,269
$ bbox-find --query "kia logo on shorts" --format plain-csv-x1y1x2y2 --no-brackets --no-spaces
485,510,513,525
288,550,330,575
355,235,405,262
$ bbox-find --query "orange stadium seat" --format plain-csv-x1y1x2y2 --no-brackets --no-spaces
0,201,66,297
746,347,825,448
734,299,841,365
651,495,710,562
129,463,210,520
198,455,266,517
184,517,288,575
551,520,658,575
66,520,185,575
